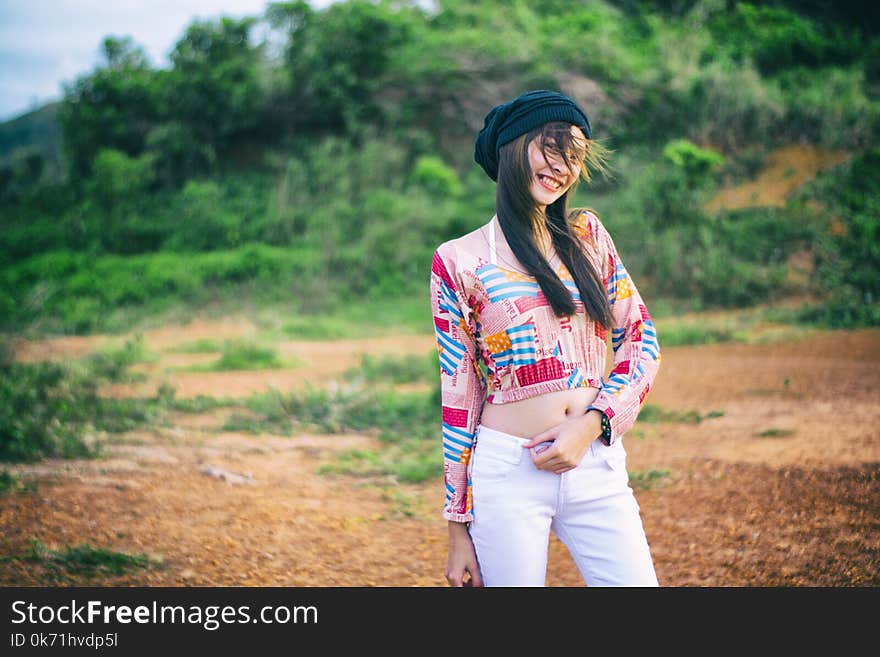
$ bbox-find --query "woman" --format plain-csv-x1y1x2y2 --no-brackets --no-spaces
429,90,661,587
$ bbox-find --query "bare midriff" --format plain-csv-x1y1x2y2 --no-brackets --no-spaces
478,386,601,439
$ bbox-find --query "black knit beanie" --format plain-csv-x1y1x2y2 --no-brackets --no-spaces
474,89,592,182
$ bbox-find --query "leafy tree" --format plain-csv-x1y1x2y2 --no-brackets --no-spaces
0,147,46,203
57,36,163,180
268,0,413,134
163,17,265,174
706,3,862,74
85,148,155,252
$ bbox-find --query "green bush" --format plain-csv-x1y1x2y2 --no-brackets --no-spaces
408,156,463,197
213,340,283,371
0,339,180,463
706,3,862,74
791,147,880,327
0,245,323,334
785,67,879,148
662,139,724,187
630,145,719,228
0,360,98,462
684,61,786,149
161,180,242,252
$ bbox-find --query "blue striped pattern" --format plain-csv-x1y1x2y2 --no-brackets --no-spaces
476,264,540,302
606,263,627,305
606,317,660,394
611,326,627,351
477,263,582,303
442,423,473,462
436,330,465,377
563,278,581,302
435,279,466,376
438,279,463,320
567,367,585,388
492,323,537,369
605,364,636,394
445,481,456,504
640,321,660,361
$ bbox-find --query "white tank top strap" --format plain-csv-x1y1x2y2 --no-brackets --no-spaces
489,218,497,265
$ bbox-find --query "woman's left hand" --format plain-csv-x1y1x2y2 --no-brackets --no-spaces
522,411,602,474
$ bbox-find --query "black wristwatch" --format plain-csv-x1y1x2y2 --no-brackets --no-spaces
589,406,612,446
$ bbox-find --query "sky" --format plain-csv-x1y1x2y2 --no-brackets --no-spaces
0,0,333,122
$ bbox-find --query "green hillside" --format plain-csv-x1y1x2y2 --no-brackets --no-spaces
1,0,878,337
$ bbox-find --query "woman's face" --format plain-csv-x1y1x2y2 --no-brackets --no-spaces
527,124,586,208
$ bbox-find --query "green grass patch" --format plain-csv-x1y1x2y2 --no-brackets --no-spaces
276,296,432,341
318,448,382,476
16,538,154,583
343,352,437,385
380,486,431,518
629,468,671,490
222,412,280,435
1,360,104,462
223,388,299,435
212,340,284,370
92,396,168,434
168,338,221,353
77,333,156,383
317,438,440,484
654,305,820,347
228,383,439,438
754,427,796,438
657,322,738,347
638,404,725,424
172,340,297,372
763,301,880,330
280,315,364,340
0,353,183,463
0,469,17,493
0,469,37,494
0,244,323,336
226,382,442,483
163,391,237,413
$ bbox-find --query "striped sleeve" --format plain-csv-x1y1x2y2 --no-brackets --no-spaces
586,214,661,443
430,248,486,523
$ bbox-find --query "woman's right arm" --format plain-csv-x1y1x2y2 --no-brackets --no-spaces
430,247,487,586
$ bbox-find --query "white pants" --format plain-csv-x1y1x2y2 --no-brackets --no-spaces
468,424,659,587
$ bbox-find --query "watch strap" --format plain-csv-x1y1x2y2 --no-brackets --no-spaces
588,406,612,446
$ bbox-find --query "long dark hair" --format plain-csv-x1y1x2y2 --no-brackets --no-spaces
495,121,614,328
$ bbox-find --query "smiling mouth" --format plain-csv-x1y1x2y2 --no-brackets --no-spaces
537,174,562,191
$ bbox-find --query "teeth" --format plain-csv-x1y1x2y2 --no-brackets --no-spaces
539,175,560,189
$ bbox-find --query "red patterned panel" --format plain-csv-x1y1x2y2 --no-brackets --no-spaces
432,251,456,290
629,319,643,342
515,357,567,387
610,360,631,376
514,294,549,314
442,406,469,428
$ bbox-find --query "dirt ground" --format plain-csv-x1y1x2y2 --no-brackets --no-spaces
2,315,878,587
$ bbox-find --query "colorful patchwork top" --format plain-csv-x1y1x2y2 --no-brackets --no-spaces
429,209,661,522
